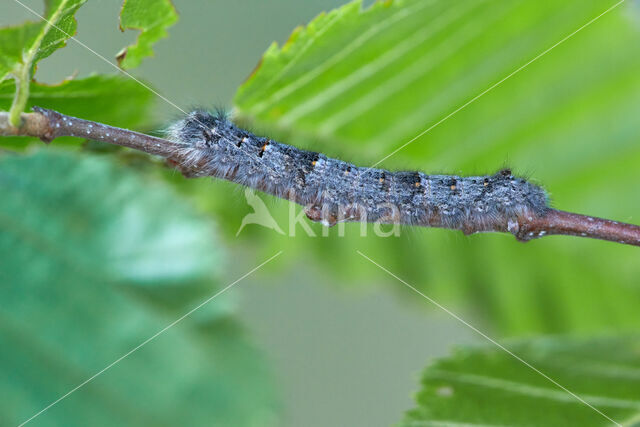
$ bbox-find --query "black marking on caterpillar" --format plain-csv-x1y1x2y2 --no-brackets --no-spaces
167,110,549,232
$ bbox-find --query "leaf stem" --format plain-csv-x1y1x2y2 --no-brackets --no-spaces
1,107,639,248
9,68,32,127
8,0,71,127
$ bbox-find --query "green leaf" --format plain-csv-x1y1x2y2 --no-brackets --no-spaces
117,0,178,69
0,0,87,125
0,22,42,83
0,149,279,426
403,336,640,426
0,0,86,84
232,0,640,335
33,0,87,66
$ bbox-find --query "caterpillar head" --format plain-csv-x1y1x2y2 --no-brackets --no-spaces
166,110,229,148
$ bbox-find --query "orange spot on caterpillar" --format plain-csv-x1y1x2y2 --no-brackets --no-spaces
450,185,456,191
311,160,317,166
414,182,420,188
259,141,270,157
379,172,387,185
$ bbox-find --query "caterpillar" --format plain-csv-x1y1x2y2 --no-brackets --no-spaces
167,110,549,235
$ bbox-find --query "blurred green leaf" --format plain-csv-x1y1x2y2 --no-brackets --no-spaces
232,0,640,335
0,149,279,426
403,335,640,426
117,0,178,69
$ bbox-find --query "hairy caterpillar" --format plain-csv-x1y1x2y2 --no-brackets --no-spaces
167,110,548,235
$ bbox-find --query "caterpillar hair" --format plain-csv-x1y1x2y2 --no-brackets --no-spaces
166,110,548,234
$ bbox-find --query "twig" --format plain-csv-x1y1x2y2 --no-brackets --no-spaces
1,107,639,247
0,107,182,158
513,210,640,246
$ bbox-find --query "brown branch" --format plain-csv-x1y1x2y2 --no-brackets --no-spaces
1,107,639,247
0,107,182,158
514,209,640,246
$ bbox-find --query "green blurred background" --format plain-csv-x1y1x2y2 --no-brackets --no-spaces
2,0,640,426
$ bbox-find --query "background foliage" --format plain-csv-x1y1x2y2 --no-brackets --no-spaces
0,150,278,426
1,0,639,426
233,0,640,337
403,335,640,426
1,1,279,425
